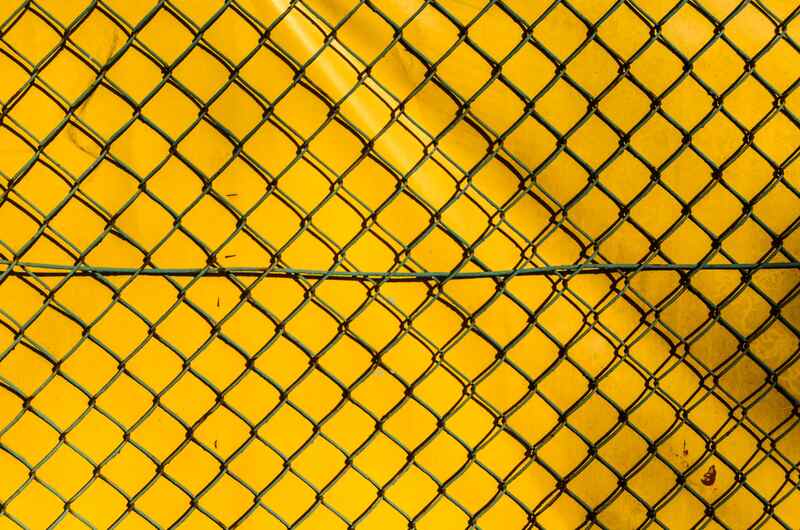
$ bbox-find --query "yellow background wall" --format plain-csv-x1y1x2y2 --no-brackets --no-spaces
0,0,799,528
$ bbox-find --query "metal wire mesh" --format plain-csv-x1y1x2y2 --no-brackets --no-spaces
0,0,799,528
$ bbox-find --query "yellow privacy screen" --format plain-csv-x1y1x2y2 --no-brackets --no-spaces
0,0,799,528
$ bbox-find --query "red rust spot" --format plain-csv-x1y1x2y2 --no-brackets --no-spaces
701,464,716,486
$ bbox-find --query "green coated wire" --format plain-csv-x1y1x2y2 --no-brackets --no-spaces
1,259,799,280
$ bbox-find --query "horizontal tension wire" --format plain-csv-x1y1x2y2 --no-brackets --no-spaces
1,260,799,281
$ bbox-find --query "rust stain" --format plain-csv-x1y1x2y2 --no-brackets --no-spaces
701,464,716,486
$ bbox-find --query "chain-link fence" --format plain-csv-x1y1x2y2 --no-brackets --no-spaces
0,0,799,528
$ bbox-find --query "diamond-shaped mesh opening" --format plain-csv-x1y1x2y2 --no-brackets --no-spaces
0,0,799,528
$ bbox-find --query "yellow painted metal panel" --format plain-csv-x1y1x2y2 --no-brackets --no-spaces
0,1,799,529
